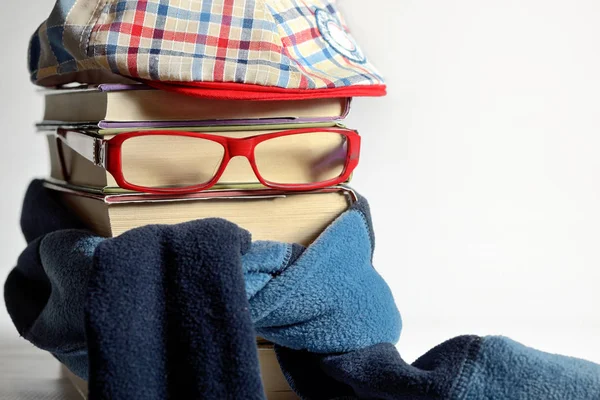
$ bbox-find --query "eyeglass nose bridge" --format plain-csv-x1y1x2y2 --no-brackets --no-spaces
226,138,254,159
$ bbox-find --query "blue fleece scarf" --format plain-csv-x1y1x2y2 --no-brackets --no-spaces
6,180,600,400
5,180,400,400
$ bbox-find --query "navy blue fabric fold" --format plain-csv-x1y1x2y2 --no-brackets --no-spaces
86,218,264,400
275,337,480,400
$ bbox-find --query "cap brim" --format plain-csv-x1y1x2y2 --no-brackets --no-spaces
144,80,386,101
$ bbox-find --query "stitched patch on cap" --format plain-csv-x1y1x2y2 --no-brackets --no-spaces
315,8,366,64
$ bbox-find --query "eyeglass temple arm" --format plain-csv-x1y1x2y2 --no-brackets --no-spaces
53,129,107,168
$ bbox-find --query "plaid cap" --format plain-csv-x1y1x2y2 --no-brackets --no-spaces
29,0,386,100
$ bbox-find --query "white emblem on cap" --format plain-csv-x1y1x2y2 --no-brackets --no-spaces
315,8,366,64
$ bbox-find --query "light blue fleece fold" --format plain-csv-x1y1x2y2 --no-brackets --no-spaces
454,336,600,399
248,209,401,353
240,241,293,299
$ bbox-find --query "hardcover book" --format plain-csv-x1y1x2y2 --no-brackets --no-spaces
41,84,351,128
48,181,356,246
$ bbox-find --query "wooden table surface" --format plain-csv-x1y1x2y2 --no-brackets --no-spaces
0,332,83,400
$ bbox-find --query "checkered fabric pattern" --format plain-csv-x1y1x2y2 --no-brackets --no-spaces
29,0,384,93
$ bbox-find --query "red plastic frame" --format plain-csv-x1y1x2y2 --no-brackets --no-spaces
104,127,361,194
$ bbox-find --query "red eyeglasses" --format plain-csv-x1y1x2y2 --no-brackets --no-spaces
53,127,361,194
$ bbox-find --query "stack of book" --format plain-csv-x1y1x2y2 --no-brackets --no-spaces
39,84,361,399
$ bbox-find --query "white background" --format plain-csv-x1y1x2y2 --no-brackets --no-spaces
1,0,599,365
